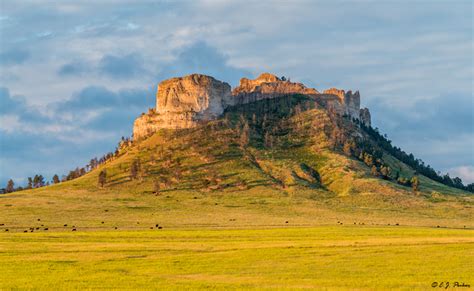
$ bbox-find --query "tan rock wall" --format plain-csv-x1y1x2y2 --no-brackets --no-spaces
132,72,371,140
232,73,319,104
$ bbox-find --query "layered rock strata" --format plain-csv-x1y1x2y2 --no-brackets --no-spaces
232,73,319,104
133,73,371,139
133,74,231,138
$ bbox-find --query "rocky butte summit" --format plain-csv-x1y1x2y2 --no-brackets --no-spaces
133,73,371,139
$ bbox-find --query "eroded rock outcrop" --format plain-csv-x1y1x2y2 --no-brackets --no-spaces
133,72,372,139
359,108,371,127
156,74,232,118
133,74,231,139
232,73,319,104
322,88,360,120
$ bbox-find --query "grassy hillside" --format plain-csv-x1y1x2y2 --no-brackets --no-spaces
1,95,472,232
1,95,473,290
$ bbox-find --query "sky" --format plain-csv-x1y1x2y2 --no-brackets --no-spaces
0,0,473,186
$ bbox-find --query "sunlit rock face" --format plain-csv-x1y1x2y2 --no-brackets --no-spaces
133,74,231,139
232,73,319,104
156,74,232,119
132,72,371,140
322,88,360,120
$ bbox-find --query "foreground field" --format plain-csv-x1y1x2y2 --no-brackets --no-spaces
1,226,472,289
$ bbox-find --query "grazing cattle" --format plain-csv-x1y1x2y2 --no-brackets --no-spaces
285,221,289,224
44,228,48,231
101,222,104,224
158,226,162,229
24,230,28,233
64,224,68,227
72,228,77,231
5,229,9,232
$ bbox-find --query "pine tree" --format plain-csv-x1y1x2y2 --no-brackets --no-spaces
394,171,400,181
264,131,273,149
27,177,33,189
33,175,45,188
364,153,374,166
466,183,474,192
98,170,107,187
5,179,14,193
130,159,141,180
371,165,379,177
343,141,352,156
239,121,250,149
52,174,60,184
411,176,420,192
252,113,257,126
380,166,391,179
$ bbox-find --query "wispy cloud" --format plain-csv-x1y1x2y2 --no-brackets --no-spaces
0,0,472,186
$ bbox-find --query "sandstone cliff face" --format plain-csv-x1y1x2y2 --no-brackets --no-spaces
133,72,372,140
157,74,232,118
322,88,360,119
133,74,231,139
133,111,197,139
232,73,319,104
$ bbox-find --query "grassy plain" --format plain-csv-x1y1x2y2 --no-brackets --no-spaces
1,97,473,289
1,226,473,289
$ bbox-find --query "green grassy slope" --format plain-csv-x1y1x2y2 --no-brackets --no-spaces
0,96,472,232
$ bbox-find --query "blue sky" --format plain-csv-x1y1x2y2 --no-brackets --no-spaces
0,0,473,186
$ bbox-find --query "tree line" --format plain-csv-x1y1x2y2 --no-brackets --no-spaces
357,121,474,193
1,136,133,194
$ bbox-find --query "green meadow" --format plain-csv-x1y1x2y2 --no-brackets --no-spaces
1,226,472,289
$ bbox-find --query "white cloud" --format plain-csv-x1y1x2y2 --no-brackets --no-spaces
448,166,474,184
0,0,472,186
0,115,21,133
